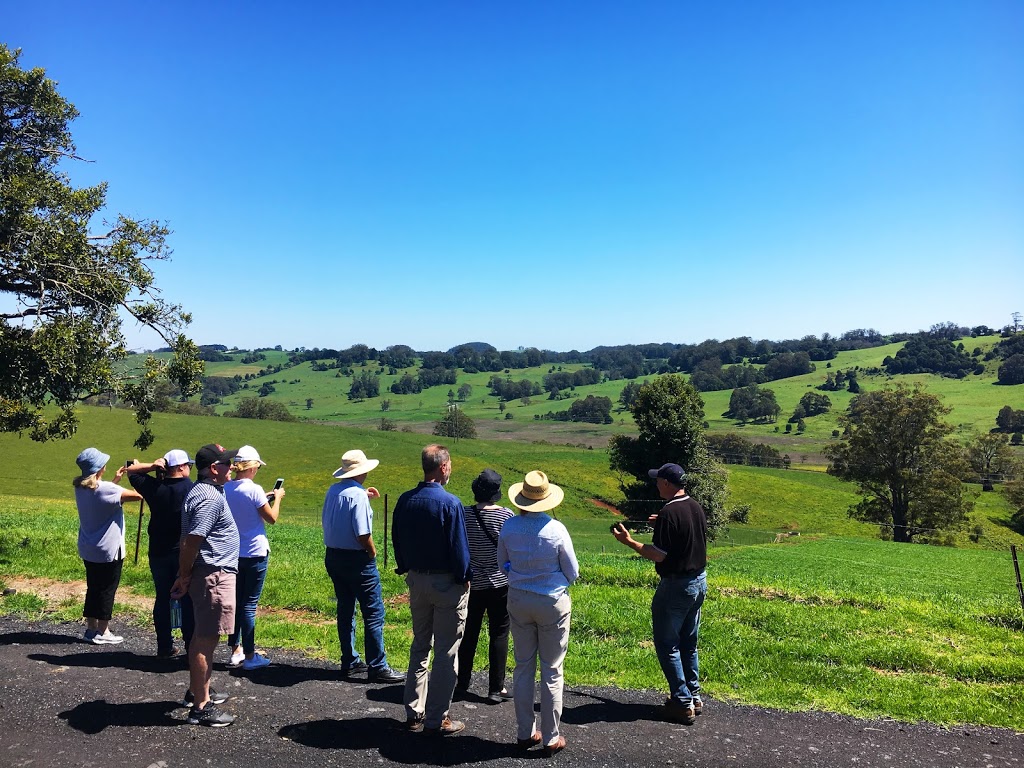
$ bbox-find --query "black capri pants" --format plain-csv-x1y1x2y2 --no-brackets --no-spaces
82,558,124,621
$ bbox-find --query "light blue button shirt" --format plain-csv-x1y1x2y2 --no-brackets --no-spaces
322,479,373,550
497,512,579,597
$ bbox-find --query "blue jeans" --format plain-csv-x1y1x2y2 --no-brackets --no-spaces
651,571,706,706
228,555,268,655
149,549,194,653
325,548,388,671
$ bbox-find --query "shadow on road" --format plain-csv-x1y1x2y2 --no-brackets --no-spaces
0,630,85,646
561,688,664,725
279,717,528,765
58,699,181,734
28,651,185,674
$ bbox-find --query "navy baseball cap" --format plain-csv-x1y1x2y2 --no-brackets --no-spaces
648,463,686,485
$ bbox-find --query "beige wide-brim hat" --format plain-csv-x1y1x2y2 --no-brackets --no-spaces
508,470,564,513
333,449,380,479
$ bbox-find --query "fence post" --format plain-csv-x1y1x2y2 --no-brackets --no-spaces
383,493,389,571
1012,545,1024,623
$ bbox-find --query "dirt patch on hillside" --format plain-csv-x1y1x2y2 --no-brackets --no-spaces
5,576,152,611
589,498,622,515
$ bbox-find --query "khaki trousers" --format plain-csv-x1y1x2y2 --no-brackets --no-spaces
403,571,469,728
508,588,572,747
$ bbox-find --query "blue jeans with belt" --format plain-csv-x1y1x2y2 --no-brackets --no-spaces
651,571,707,706
228,554,269,655
325,548,388,671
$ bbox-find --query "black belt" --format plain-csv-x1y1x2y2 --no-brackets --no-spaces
411,569,451,575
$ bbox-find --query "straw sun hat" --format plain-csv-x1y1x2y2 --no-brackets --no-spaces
333,449,380,479
508,470,564,513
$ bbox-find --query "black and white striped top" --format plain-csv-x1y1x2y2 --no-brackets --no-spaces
465,504,515,590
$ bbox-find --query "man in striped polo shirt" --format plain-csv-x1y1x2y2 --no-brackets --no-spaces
171,444,240,727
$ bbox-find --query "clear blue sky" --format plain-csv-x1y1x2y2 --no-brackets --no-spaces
6,1,1023,352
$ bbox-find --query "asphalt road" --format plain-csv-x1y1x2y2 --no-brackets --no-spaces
1,615,1020,768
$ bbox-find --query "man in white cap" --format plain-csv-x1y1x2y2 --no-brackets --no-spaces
127,449,196,658
322,449,404,683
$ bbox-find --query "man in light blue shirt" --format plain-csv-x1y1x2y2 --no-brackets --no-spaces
322,449,404,683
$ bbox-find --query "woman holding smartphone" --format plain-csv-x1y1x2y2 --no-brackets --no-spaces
223,445,284,670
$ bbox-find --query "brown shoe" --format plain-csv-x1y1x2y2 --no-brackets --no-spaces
423,718,465,736
516,732,542,750
404,716,424,733
543,736,567,756
663,699,696,725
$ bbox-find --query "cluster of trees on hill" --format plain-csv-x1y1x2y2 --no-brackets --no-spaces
790,392,832,423
488,376,543,401
882,335,981,378
707,434,789,468
538,395,614,424
725,384,781,423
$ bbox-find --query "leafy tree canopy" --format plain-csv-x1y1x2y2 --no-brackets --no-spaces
433,407,477,439
0,45,201,447
826,384,972,543
609,374,728,538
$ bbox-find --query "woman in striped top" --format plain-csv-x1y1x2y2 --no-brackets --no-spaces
456,469,515,702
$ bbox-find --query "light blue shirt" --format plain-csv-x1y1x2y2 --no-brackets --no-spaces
75,480,126,563
322,479,373,550
497,512,579,597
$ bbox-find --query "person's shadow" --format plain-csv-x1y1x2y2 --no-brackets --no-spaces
58,699,181,734
279,717,526,765
0,630,84,646
560,688,663,725
28,651,186,675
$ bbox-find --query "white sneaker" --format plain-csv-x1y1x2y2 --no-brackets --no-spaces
242,652,271,670
91,630,124,645
229,648,245,667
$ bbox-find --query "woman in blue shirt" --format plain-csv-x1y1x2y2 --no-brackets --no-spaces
497,471,579,757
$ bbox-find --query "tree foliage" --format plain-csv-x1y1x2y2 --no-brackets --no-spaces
432,407,477,439
726,383,780,423
224,397,296,422
825,384,972,543
609,375,728,538
0,45,201,448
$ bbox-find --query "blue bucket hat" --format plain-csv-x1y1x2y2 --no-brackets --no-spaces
76,447,110,477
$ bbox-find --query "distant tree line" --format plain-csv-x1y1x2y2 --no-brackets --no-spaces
707,434,789,469
538,395,614,424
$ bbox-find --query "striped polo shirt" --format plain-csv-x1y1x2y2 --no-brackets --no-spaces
465,504,515,590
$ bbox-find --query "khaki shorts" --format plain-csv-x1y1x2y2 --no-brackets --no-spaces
189,564,236,636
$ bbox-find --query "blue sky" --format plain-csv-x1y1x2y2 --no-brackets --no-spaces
6,1,1022,352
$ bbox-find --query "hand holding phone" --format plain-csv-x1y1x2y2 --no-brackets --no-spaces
267,478,284,503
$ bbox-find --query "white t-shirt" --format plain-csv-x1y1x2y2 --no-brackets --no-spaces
224,478,270,557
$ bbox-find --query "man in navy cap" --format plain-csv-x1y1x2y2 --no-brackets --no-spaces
611,462,707,726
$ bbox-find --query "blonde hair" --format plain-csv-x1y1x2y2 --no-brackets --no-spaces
73,473,101,490
233,460,262,473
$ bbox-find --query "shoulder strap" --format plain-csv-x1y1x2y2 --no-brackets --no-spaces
471,505,500,546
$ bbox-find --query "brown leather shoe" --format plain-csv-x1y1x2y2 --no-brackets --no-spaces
516,732,542,749
543,736,567,756
404,716,424,733
423,718,465,736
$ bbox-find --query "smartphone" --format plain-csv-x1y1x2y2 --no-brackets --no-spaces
268,478,284,503
126,459,136,467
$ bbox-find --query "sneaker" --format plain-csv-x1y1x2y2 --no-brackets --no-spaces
340,660,368,676
242,652,271,670
405,715,425,733
543,736,567,756
423,718,465,736
228,648,245,667
187,702,235,727
91,630,124,645
663,699,695,725
692,696,703,716
368,666,405,683
83,629,97,643
183,688,230,707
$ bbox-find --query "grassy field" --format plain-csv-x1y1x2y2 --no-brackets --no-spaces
2,407,1024,729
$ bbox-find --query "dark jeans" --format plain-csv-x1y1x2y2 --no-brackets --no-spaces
83,558,123,621
457,585,510,693
149,548,194,653
228,555,269,655
652,572,706,706
325,548,388,671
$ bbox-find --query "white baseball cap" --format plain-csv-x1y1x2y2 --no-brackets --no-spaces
163,449,193,467
234,445,266,465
